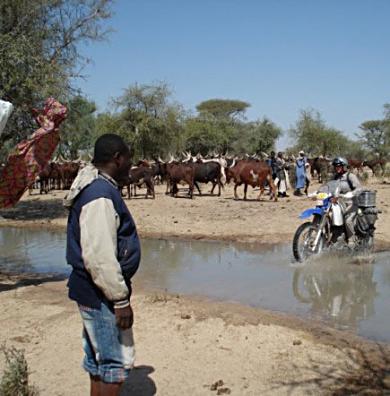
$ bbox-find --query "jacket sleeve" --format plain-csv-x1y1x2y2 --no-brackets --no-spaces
349,173,363,196
79,197,129,303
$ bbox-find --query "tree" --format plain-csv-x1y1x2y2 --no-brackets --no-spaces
196,99,250,120
0,0,113,147
289,109,351,156
183,117,233,155
245,118,282,155
58,95,97,159
343,140,369,161
113,82,185,159
358,105,390,159
182,98,251,155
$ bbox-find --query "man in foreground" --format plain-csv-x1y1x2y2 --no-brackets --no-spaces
64,133,141,396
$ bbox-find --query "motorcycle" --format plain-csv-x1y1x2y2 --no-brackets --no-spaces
292,180,380,262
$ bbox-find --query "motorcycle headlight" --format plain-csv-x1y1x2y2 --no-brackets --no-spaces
316,192,328,206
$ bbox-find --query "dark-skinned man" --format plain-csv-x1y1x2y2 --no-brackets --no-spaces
64,134,140,396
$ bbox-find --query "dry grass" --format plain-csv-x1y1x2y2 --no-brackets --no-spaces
0,345,38,396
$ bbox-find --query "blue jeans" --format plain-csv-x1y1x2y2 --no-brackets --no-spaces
78,301,135,383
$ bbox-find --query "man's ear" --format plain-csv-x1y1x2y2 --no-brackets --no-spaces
113,152,122,166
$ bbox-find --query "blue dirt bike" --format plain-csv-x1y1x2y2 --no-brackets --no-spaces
292,181,379,262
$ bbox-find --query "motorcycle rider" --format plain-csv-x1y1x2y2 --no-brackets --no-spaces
332,157,362,196
329,157,363,243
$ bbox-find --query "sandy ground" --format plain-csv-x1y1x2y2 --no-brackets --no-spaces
0,280,389,396
1,178,390,247
0,178,389,395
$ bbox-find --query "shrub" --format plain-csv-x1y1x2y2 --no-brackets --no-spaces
0,345,38,396
359,172,369,182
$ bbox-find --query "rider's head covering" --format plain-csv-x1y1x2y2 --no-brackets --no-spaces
299,150,305,156
332,157,348,168
332,157,348,174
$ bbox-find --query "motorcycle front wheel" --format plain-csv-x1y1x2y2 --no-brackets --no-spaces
293,222,325,262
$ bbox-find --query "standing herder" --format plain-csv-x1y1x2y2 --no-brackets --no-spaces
64,134,140,396
294,150,307,196
274,152,289,197
266,151,277,180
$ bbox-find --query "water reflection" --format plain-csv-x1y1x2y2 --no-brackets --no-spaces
0,228,34,272
0,227,389,342
292,258,378,330
0,227,66,273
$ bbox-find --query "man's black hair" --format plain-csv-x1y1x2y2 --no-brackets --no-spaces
93,133,130,164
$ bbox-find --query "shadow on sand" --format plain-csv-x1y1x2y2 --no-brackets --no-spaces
0,198,66,221
0,273,67,293
120,365,157,396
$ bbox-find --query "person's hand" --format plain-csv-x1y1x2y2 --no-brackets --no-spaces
114,304,133,329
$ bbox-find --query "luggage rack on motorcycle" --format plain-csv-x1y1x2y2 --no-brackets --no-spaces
355,190,376,208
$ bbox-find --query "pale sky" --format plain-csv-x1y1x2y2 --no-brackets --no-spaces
76,0,390,149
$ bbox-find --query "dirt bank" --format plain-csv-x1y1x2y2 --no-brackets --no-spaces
0,279,389,396
1,179,390,248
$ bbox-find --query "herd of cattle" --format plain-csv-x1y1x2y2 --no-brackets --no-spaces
31,154,388,200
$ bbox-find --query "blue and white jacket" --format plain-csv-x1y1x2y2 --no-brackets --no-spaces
64,164,141,309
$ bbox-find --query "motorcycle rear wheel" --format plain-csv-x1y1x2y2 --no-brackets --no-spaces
356,234,374,253
293,222,325,262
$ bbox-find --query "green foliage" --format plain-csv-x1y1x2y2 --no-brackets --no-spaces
196,99,250,120
343,140,369,161
58,96,97,159
289,109,352,156
358,105,390,159
0,0,113,148
0,345,38,396
183,117,235,155
244,118,282,155
113,82,185,159
94,112,124,139
184,98,279,156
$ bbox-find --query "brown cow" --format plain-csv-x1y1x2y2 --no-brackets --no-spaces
125,166,155,199
50,162,63,190
37,163,52,194
226,160,277,201
347,158,364,174
166,162,195,199
63,162,80,189
363,159,387,176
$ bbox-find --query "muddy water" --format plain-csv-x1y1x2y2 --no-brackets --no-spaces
1,227,389,342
